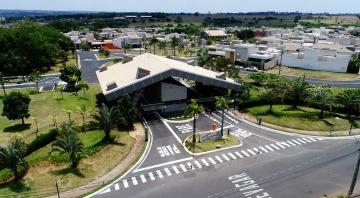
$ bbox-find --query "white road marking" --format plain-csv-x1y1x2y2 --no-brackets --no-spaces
215,155,224,163
291,140,302,145
297,139,307,144
228,152,237,160
202,159,210,166
114,183,120,190
247,149,257,155
164,168,172,176
156,170,164,178
180,164,188,172
253,148,261,154
302,138,313,143
270,144,280,150
148,172,155,181
276,142,286,149
123,179,129,188
208,157,217,164
259,146,268,153
235,151,244,158
172,166,180,174
286,140,297,146
241,150,250,157
308,137,318,142
187,162,194,169
265,145,274,151
222,154,230,161
131,177,138,185
280,142,291,147
140,174,147,183
134,157,193,173
194,160,202,168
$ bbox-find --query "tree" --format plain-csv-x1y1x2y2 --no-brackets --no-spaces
99,48,110,57
170,36,179,56
261,88,278,113
117,94,137,130
91,103,119,142
184,99,205,144
249,72,269,86
214,57,231,73
311,85,332,119
347,54,360,74
0,139,28,181
149,36,158,55
236,30,255,42
2,92,31,125
288,77,310,108
158,41,167,55
76,80,89,96
55,85,64,99
336,89,360,118
215,96,229,137
0,72,6,96
175,16,183,24
77,105,86,127
52,125,83,168
62,109,73,123
28,70,43,93
59,65,81,90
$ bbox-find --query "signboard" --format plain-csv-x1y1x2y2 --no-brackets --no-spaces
199,131,222,142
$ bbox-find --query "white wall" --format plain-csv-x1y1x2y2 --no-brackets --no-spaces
281,48,351,73
161,82,187,102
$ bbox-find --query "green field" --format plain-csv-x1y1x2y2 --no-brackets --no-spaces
0,85,101,144
247,105,358,132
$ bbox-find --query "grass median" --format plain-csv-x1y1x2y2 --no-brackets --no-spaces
185,134,240,153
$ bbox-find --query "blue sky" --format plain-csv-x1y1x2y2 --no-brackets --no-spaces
1,0,359,13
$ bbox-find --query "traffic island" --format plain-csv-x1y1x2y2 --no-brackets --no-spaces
184,133,241,154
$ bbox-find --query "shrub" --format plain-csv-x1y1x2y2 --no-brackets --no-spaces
49,153,70,164
0,168,13,182
26,128,59,156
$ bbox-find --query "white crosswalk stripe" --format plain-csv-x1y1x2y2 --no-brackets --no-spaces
241,150,250,157
123,179,129,188
156,170,164,178
292,140,302,145
286,140,297,146
247,149,257,155
308,137,318,142
265,145,274,151
148,172,155,180
114,183,120,190
235,151,244,158
131,177,138,185
280,142,291,147
140,174,147,183
222,154,230,161
297,139,307,144
302,138,313,143
253,148,261,154
208,157,217,164
202,159,210,166
276,142,286,149
187,162,194,169
180,164,188,172
215,155,223,163
194,160,202,168
259,146,268,153
172,166,180,174
164,168,172,176
270,144,280,150
228,153,237,160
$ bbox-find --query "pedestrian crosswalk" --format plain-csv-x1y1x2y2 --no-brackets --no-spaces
175,124,193,133
231,129,252,139
100,137,323,194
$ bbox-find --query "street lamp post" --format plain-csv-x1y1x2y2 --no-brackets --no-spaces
192,113,199,153
278,50,283,75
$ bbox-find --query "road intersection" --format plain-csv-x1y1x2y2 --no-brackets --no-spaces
90,110,360,198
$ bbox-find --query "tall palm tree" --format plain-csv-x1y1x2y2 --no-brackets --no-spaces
184,99,205,144
149,36,158,55
76,80,89,96
0,139,28,180
170,36,179,56
312,85,332,119
215,96,229,137
52,127,83,169
0,72,6,96
336,89,360,118
77,105,86,127
28,70,43,93
158,41,167,55
91,103,119,142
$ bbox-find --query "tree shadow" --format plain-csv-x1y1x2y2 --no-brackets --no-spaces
3,124,31,132
51,167,85,178
3,180,31,193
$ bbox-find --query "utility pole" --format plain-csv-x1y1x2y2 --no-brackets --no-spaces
278,50,283,75
348,149,360,198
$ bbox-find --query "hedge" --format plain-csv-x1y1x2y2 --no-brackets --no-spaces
26,128,59,156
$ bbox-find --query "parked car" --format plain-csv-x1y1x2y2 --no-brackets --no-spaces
245,66,258,72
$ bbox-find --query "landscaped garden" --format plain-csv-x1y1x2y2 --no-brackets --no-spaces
185,134,240,153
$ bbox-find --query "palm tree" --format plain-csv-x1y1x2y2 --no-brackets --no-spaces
149,36,158,55
55,85,64,100
52,127,83,168
170,36,179,56
0,139,28,181
28,70,43,93
312,85,332,119
77,105,86,127
158,41,167,55
288,77,310,108
0,72,6,96
336,89,360,118
91,103,119,142
76,80,89,96
215,96,229,137
62,109,73,123
184,99,205,144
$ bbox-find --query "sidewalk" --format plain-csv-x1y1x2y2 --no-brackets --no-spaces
48,123,145,198
236,110,360,137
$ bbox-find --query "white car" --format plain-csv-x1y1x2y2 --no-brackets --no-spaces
245,66,258,72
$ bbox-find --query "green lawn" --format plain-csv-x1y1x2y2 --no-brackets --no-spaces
185,134,240,153
0,85,101,144
247,105,358,131
267,66,360,81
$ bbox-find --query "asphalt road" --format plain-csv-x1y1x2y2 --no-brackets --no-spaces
90,111,360,198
